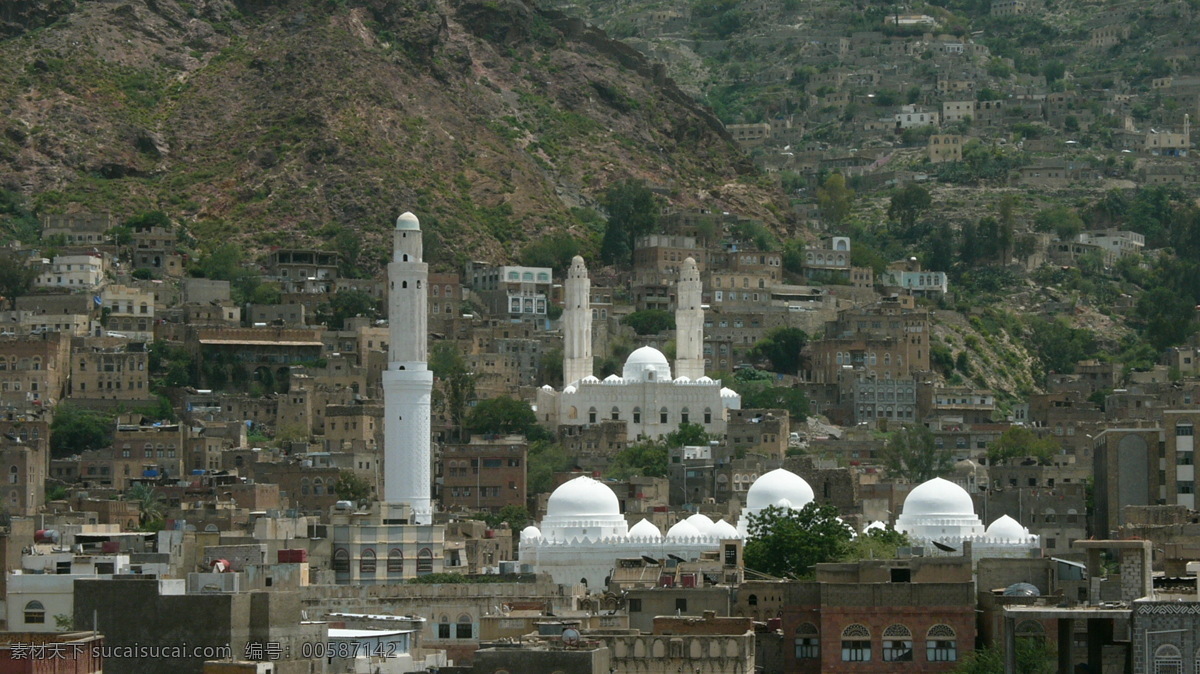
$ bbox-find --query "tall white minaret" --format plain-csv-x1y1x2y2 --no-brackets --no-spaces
562,255,593,386
675,257,705,380
382,212,433,522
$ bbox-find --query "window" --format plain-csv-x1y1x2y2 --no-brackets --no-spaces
1177,425,1194,437
417,548,434,575
456,614,473,639
23,601,45,624
387,549,403,573
628,598,642,613
660,408,668,424
360,549,376,573
675,598,687,612
794,623,819,659
882,624,913,662
332,548,350,572
842,624,871,661
438,617,451,639
1152,644,1181,674
927,624,957,662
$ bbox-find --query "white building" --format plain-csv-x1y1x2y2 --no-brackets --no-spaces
537,257,740,441
518,475,739,588
896,477,1040,560
734,468,816,536
34,254,106,290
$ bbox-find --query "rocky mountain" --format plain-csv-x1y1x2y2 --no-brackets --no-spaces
0,0,790,266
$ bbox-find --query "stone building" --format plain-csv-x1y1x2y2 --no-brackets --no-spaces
69,339,154,407
440,435,527,513
41,212,114,245
329,502,445,584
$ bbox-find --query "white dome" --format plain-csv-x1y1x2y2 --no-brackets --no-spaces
746,469,815,511
396,211,420,230
541,384,553,391
720,387,738,398
666,520,702,539
622,346,672,381
865,520,887,533
774,497,794,509
628,518,662,539
711,519,740,539
697,376,714,384
603,374,623,383
685,513,716,535
563,385,577,394
546,476,620,518
986,515,1030,540
581,375,600,384
900,477,976,518
673,376,691,384
520,525,542,541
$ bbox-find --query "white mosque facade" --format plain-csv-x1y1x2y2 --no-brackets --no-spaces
896,477,1040,560
536,256,739,440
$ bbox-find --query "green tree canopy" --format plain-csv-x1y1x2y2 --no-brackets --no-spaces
318,290,381,329
987,427,1059,466
431,343,476,442
621,309,675,336
50,405,114,459
1024,316,1098,378
481,504,531,530
527,440,573,496
126,483,165,528
880,424,953,483
0,249,41,310
519,233,584,274
333,471,373,503
608,439,669,479
738,384,810,420
1033,206,1084,241
463,396,542,439
816,173,854,225
747,327,808,375
599,179,658,266
743,503,855,578
888,184,932,233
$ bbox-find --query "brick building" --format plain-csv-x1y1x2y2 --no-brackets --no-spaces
440,435,527,513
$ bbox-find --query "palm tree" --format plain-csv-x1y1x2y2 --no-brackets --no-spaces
126,483,164,527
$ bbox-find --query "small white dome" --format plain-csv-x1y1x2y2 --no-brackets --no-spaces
666,519,702,539
628,518,662,539
720,387,738,398
546,476,620,518
581,375,600,384
710,519,740,539
520,525,542,541
865,520,887,532
900,477,976,518
697,376,714,384
396,211,420,230
563,385,577,394
623,346,672,381
746,468,815,511
541,384,553,391
774,497,794,509
986,514,1030,540
685,513,716,535
673,376,691,384
603,374,623,383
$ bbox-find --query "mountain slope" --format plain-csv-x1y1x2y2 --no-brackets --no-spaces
0,0,788,266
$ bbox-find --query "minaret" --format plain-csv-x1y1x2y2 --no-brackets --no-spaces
675,257,705,380
382,212,433,522
563,255,593,386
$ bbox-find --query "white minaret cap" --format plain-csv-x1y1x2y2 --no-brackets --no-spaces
396,212,420,230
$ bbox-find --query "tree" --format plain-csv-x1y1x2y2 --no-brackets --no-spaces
1033,206,1084,241
743,503,854,578
664,422,713,448
888,184,932,233
519,233,583,274
464,396,541,438
318,290,381,329
527,440,573,496
621,309,675,336
987,427,1058,466
817,173,854,225
126,483,165,527
608,439,669,479
739,384,810,420
880,425,953,483
748,327,808,375
1024,316,1097,378
333,471,373,503
843,525,910,562
925,221,955,272
0,249,41,310
1136,286,1198,351
482,504,530,530
50,405,114,459
953,639,1057,674
431,343,476,441
599,179,658,266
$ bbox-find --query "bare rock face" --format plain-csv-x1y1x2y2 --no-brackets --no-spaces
0,0,78,37
0,0,789,263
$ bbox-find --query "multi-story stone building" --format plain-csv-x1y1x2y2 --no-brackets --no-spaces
808,295,931,385
69,339,153,405
440,435,527,513
100,284,156,340
41,212,114,245
33,253,105,291
465,263,552,319
0,440,47,516
0,332,71,409
1093,426,1167,538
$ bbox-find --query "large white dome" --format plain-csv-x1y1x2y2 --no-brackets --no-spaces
667,520,702,539
623,346,672,382
900,477,975,518
628,518,662,539
546,476,621,518
746,469,815,511
685,513,716,536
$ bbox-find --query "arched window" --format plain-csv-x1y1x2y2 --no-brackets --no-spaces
611,406,620,421
360,548,376,573
23,601,45,624
841,624,871,662
660,407,668,424
300,478,311,495
332,548,350,573
388,549,403,573
417,548,434,575
1153,644,1181,673
704,407,712,424
748,594,758,606
456,614,473,639
882,624,913,662
8,465,16,484
633,407,641,424
927,624,957,662
313,477,324,496
588,407,597,424
794,623,819,660
437,615,451,639
681,407,690,424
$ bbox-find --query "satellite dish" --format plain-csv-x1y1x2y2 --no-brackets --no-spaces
932,540,957,552
641,555,659,565
668,553,687,563
561,628,581,646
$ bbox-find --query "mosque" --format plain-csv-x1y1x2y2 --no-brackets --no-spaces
520,472,1040,587
536,256,740,440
